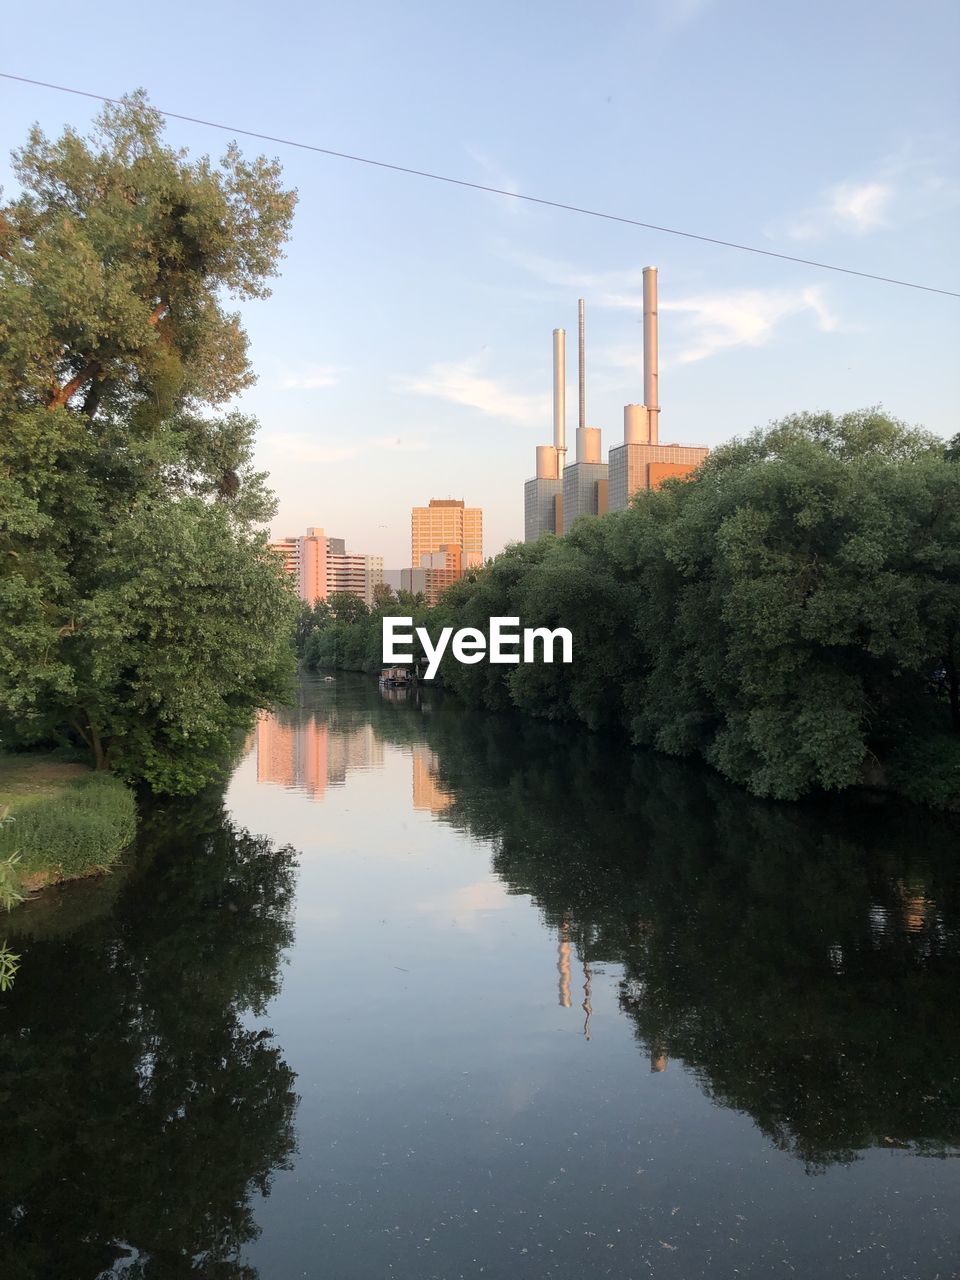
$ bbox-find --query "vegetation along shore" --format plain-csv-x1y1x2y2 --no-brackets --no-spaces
301,409,960,810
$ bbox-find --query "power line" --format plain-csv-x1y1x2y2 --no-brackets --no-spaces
1,69,958,300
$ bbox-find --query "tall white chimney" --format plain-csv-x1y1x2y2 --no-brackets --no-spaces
553,327,566,474
643,266,659,444
578,298,586,432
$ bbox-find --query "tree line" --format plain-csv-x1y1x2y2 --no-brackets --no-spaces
301,409,960,808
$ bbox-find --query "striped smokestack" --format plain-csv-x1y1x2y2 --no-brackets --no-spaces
578,297,586,431
643,266,659,443
553,327,566,473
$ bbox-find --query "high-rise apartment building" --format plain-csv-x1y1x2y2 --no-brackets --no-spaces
411,499,483,569
269,527,384,606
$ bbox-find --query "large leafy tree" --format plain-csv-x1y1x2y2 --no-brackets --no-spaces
0,93,299,791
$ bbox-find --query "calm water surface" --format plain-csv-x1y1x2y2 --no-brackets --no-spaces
2,676,959,1279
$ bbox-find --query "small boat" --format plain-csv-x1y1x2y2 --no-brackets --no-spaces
379,666,413,688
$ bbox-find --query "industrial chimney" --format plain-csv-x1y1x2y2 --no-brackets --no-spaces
553,327,566,474
643,265,659,444
578,297,586,431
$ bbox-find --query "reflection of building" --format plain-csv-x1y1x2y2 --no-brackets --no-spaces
326,724,383,784
412,745,452,813
256,711,382,796
269,527,384,605
411,499,483,570
557,917,572,1009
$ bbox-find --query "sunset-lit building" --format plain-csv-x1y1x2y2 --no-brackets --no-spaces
411,499,483,569
401,543,463,605
525,270,708,539
269,527,384,606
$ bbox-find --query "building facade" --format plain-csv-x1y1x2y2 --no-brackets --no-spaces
607,440,709,511
268,527,383,606
401,543,463,604
411,499,483,569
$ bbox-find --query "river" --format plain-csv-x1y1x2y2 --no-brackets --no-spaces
1,675,958,1279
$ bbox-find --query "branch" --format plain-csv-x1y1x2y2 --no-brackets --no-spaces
47,294,170,411
48,360,100,411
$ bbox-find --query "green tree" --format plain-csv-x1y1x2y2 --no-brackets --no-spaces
0,93,299,791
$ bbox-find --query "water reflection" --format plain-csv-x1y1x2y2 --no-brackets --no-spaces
254,678,960,1173
416,699,960,1171
3,678,958,1278
256,706,383,796
0,793,299,1280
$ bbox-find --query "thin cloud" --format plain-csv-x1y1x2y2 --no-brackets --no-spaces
662,286,839,364
262,431,428,463
770,145,959,243
465,145,523,214
780,180,894,241
395,360,549,426
507,249,646,310
277,364,340,391
513,252,840,366
262,433,358,463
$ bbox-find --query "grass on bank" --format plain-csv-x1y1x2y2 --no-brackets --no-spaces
0,755,137,903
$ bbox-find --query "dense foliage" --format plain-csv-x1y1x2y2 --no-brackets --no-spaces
301,410,960,807
0,95,299,792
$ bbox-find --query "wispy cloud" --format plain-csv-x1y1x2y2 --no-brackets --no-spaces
262,434,357,463
513,251,840,366
276,364,340,391
261,432,427,464
463,146,519,198
661,286,839,364
395,359,549,425
779,180,894,241
770,146,959,242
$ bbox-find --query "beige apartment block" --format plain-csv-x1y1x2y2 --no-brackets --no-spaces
411,499,483,569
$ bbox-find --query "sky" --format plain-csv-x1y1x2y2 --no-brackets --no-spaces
2,1,958,566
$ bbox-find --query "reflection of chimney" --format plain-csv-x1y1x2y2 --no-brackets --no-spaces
553,328,566,474
557,918,572,1008
650,1042,667,1073
643,266,659,444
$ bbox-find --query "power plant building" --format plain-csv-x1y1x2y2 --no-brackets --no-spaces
562,426,608,533
607,267,707,510
524,267,708,539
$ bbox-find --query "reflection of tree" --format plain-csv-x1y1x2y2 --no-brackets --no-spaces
396,690,960,1170
0,792,299,1279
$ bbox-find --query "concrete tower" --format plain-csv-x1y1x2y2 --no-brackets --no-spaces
523,328,566,541
608,267,709,511
561,298,608,533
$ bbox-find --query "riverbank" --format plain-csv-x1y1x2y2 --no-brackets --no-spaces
0,755,136,904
